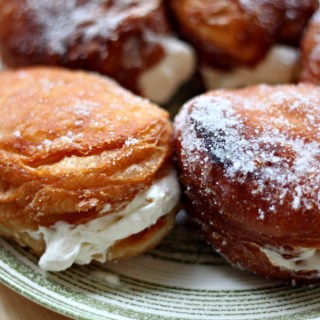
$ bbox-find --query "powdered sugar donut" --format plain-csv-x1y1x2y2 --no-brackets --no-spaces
0,0,195,104
174,84,320,283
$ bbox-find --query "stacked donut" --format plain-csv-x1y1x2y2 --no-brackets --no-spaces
0,67,180,272
0,0,320,283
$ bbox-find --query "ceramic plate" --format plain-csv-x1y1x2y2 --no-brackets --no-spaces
1,211,320,320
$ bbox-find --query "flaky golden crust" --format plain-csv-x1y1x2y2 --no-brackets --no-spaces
0,67,173,228
174,84,320,282
168,0,317,69
0,0,170,94
168,0,284,68
301,9,320,84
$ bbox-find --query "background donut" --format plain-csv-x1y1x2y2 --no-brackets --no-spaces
300,8,320,84
167,0,318,89
0,0,195,104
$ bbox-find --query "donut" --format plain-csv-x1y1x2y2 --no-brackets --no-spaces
278,0,319,46
174,84,320,283
0,0,195,104
167,0,317,89
0,67,180,272
168,0,285,68
300,8,320,84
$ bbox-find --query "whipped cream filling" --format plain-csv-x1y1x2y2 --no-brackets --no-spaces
261,245,320,274
201,45,299,90
28,169,180,272
139,35,195,104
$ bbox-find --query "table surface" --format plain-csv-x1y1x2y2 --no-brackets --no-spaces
0,283,71,320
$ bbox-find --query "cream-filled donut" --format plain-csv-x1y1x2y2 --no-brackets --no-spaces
0,0,195,103
174,84,320,283
0,67,180,271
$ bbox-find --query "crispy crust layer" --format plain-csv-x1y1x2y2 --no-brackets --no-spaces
0,67,173,228
174,84,320,282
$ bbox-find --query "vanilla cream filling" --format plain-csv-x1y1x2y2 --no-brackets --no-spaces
261,245,320,274
201,45,299,90
28,169,180,272
139,35,195,104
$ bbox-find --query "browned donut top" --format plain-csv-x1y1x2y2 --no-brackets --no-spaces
0,67,172,227
168,0,283,68
168,0,318,68
0,0,170,93
279,0,318,46
174,84,320,240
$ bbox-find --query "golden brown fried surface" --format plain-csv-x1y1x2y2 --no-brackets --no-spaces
0,0,170,94
300,8,320,84
278,0,318,46
0,67,173,229
168,0,318,69
174,84,320,282
168,0,284,68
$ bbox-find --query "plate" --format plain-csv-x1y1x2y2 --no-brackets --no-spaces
1,211,320,320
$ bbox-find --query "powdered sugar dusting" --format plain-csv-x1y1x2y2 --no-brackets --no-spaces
26,0,160,54
175,84,320,215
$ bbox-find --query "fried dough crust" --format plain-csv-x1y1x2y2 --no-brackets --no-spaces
168,0,317,69
0,0,170,94
278,0,318,46
168,0,284,68
0,67,173,229
174,84,320,282
301,8,320,84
